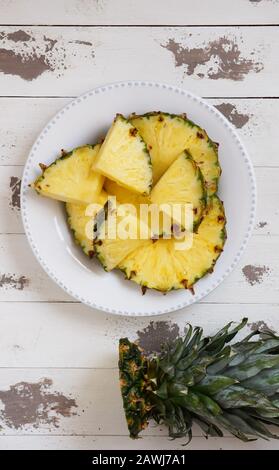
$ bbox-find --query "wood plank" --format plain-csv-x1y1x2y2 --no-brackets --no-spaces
0,368,277,445
0,367,204,437
1,0,278,26
0,302,278,368
0,233,277,303
0,435,278,450
1,98,278,167
0,27,278,97
1,166,278,236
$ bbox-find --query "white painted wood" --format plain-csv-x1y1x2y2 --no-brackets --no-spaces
0,368,277,444
0,367,206,437
0,6,278,450
1,435,278,450
1,98,279,167
0,27,278,97
1,0,278,26
0,233,278,303
1,166,278,235
0,98,277,167
0,302,278,368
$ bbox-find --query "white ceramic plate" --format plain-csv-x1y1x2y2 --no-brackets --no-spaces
21,81,256,316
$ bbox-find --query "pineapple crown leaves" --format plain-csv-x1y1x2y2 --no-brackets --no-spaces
119,318,279,443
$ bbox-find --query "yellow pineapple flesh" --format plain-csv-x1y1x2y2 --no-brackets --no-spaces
118,196,226,293
66,190,108,257
131,112,220,193
92,115,153,195
32,144,104,204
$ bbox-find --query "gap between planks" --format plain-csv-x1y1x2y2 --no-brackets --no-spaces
0,24,279,28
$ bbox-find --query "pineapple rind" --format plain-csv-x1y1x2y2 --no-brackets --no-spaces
94,201,151,272
32,144,104,204
118,196,226,293
150,150,207,230
130,111,221,193
65,190,108,257
92,114,153,196
119,319,279,442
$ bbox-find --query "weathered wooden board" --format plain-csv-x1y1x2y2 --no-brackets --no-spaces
1,166,278,235
0,27,278,96
1,435,279,450
0,302,278,368
0,233,277,303
1,98,279,167
1,0,279,26
0,435,278,450
0,367,277,444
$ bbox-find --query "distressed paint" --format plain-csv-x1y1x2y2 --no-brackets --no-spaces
9,176,21,210
5,30,32,42
215,103,250,128
256,221,268,228
0,30,95,81
0,274,29,290
162,36,263,81
69,40,93,46
242,264,270,285
0,48,53,81
0,378,77,429
248,320,275,333
136,321,179,355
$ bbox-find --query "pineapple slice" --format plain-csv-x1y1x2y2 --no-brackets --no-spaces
32,144,104,204
104,178,150,207
150,150,206,230
66,190,108,257
130,112,220,193
104,179,172,237
92,114,153,195
94,199,151,271
119,196,226,293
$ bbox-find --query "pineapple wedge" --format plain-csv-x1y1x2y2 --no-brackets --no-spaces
32,144,104,204
92,115,153,195
94,199,151,271
131,112,220,193
119,196,226,293
66,190,108,257
150,150,206,230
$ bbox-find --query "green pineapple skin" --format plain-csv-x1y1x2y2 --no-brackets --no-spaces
119,319,279,443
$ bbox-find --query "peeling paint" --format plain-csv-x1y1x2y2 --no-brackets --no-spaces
0,30,95,81
0,274,29,290
43,36,58,52
215,103,250,128
70,40,93,46
242,264,270,285
162,37,263,81
248,320,275,334
0,48,53,81
256,221,268,229
137,321,179,355
0,378,77,429
9,176,21,210
5,30,32,42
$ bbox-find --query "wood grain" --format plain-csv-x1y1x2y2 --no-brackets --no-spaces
0,1,279,450
0,27,278,96
1,166,278,235
0,233,277,303
0,302,278,368
0,435,278,450
1,98,279,167
1,0,278,26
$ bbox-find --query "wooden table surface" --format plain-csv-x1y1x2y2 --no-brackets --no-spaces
0,0,279,450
